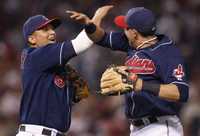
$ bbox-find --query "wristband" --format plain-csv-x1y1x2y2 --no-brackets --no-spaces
142,81,160,96
84,23,96,34
71,30,93,54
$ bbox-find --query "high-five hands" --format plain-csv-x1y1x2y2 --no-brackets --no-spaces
92,5,113,26
66,5,114,26
66,10,91,25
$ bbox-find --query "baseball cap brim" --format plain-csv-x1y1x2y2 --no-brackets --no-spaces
37,18,61,30
114,15,128,29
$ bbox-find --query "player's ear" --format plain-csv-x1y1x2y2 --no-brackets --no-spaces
28,35,36,45
130,29,137,38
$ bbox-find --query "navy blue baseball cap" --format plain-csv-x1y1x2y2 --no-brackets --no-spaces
23,15,61,42
114,7,156,35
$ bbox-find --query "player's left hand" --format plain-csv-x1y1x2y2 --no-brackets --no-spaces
100,65,138,95
66,10,91,25
66,5,113,26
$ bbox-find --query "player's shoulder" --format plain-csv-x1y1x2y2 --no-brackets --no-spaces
21,46,35,56
151,34,174,50
149,34,181,56
26,42,64,53
137,34,181,57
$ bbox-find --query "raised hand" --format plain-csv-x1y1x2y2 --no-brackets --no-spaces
66,10,91,25
66,5,113,26
92,5,114,26
66,5,113,42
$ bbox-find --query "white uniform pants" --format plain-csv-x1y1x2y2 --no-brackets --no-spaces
16,124,63,136
130,115,183,136
16,131,45,136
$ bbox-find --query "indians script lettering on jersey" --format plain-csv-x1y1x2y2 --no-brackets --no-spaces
125,55,156,74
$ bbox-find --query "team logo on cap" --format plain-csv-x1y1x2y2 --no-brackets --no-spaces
125,55,156,74
173,64,185,81
54,75,65,88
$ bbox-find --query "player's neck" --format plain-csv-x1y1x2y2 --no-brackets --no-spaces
135,36,157,50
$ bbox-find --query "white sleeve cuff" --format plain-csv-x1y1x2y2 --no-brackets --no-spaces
71,30,94,54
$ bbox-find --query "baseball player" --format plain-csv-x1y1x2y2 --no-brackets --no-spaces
68,6,189,136
16,14,96,136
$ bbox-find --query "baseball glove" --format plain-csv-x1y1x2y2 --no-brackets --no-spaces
65,64,89,103
100,65,138,95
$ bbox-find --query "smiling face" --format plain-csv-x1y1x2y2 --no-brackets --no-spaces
28,24,56,47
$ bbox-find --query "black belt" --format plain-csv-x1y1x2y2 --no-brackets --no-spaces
19,125,65,136
129,116,158,127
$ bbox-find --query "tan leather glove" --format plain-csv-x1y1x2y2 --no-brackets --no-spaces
100,65,138,95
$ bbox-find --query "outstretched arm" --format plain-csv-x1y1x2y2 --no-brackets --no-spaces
100,66,189,102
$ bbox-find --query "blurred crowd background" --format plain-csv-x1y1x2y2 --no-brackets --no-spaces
0,0,200,136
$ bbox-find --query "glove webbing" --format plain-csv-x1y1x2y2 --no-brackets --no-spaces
113,67,138,88
113,67,137,85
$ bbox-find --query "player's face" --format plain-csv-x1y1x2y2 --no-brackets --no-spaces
29,24,56,47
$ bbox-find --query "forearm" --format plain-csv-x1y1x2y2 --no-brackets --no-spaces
135,79,188,102
159,84,180,101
